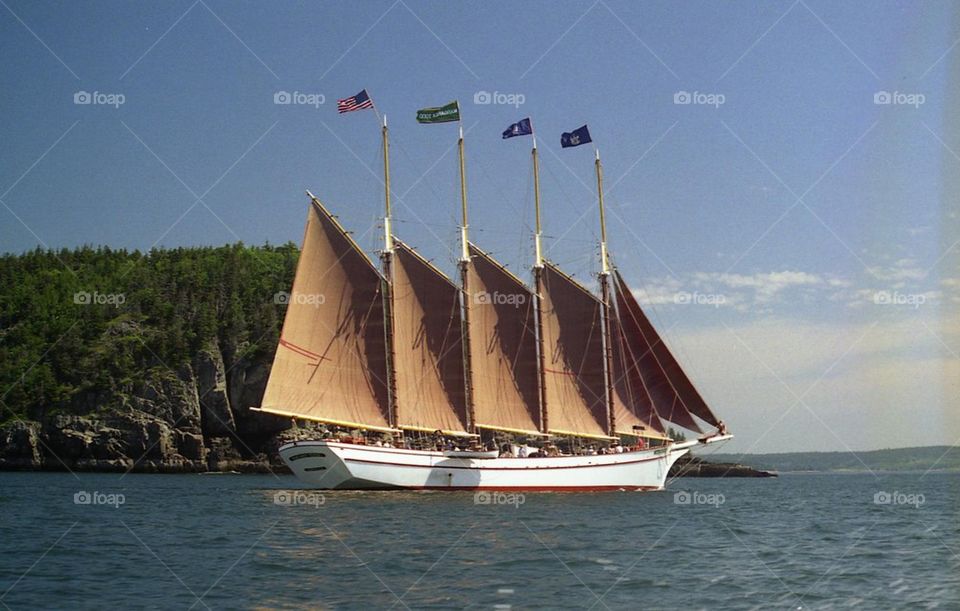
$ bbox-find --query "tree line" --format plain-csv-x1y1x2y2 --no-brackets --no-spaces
0,243,298,422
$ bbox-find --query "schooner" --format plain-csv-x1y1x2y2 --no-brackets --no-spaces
253,99,731,490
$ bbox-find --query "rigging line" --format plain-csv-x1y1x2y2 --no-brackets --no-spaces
473,149,534,236
664,440,729,488
617,253,717,420
387,123,482,256
387,129,450,212
541,235,596,244
393,217,468,231
615,272,708,433
540,152,592,219
514,162,535,275
384,149,458,262
539,155,602,247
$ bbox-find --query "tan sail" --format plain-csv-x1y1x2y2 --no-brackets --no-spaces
390,240,469,434
538,262,611,438
465,243,542,435
614,271,721,432
259,197,392,431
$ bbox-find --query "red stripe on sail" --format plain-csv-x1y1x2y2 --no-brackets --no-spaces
278,338,328,362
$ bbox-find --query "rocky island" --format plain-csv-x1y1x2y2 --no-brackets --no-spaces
0,244,768,478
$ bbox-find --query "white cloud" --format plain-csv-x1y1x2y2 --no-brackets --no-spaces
659,316,960,453
631,270,837,311
867,258,927,283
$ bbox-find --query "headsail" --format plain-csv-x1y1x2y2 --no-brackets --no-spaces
260,197,392,430
538,262,610,438
390,240,469,434
610,314,666,437
614,271,721,432
465,243,542,435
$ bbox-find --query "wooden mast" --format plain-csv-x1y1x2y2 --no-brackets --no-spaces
532,134,549,435
458,122,477,435
595,148,617,437
380,114,400,430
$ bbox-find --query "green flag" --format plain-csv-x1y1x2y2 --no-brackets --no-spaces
416,101,460,124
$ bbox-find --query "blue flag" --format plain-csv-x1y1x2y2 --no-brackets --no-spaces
560,125,592,148
502,118,533,139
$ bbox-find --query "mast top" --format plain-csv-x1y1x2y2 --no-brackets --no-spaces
594,148,610,275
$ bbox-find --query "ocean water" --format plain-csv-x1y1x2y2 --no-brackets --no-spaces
0,471,957,610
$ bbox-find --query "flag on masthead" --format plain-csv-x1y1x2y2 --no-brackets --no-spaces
416,101,460,123
337,89,374,113
560,125,592,148
502,118,533,139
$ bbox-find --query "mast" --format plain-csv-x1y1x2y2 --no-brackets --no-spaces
595,149,617,437
383,114,393,251
532,135,549,434
380,114,399,429
533,136,543,268
458,123,477,434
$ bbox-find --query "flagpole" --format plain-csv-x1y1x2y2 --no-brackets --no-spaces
383,114,393,253
530,127,549,435
595,148,609,275
380,112,399,430
457,111,476,436
458,123,469,262
532,133,543,268
594,147,616,437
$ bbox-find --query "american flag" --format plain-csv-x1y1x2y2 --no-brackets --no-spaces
337,89,373,113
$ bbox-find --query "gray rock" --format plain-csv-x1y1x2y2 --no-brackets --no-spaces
228,358,290,440
0,420,43,469
2,344,296,474
194,341,237,437
126,367,202,433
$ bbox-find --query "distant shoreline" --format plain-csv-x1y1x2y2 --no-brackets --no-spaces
704,446,960,474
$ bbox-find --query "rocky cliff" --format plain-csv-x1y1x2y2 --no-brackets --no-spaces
0,340,295,473
0,243,304,473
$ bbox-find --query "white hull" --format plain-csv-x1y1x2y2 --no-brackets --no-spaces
277,438,729,491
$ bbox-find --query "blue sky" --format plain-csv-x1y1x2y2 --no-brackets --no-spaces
2,0,958,453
